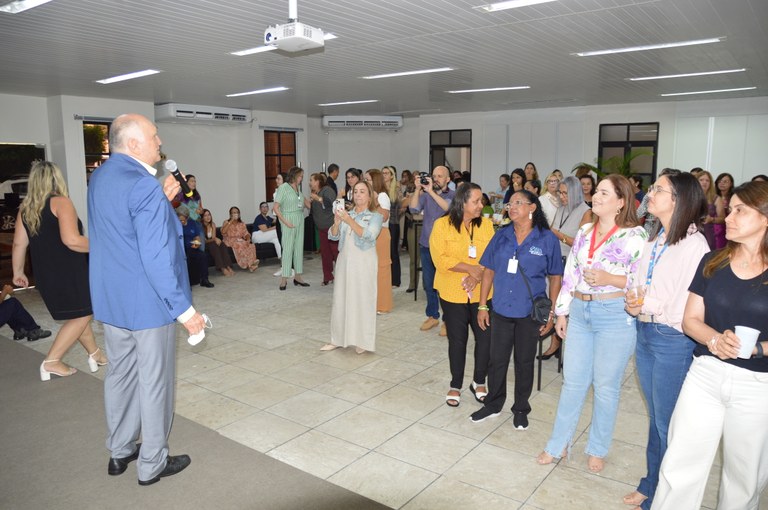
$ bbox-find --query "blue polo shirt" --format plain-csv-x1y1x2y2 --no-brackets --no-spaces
254,214,274,230
480,225,563,319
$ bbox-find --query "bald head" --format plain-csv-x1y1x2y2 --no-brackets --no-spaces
109,114,163,166
432,165,450,190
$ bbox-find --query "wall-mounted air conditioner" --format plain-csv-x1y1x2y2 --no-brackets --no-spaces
154,103,252,125
321,116,403,130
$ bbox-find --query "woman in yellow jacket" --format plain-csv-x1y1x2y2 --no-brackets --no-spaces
430,182,495,407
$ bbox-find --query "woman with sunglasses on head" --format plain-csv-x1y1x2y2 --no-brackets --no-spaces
539,171,562,223
470,190,563,428
651,181,768,509
621,171,710,510
537,174,646,473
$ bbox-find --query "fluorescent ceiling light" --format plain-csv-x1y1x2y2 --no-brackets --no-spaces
446,86,530,93
318,100,378,106
0,0,53,13
660,86,756,97
96,69,161,84
323,33,337,40
628,68,746,81
475,0,556,12
226,86,289,97
231,45,278,56
361,67,453,80
575,37,723,57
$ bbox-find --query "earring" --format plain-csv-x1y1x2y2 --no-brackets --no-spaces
528,211,533,220
616,207,621,215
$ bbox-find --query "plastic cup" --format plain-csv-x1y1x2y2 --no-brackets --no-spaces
735,325,760,359
627,285,645,307
483,213,490,218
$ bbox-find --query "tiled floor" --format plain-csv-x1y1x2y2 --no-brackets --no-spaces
15,254,764,509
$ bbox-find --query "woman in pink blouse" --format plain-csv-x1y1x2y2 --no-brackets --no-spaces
537,174,646,473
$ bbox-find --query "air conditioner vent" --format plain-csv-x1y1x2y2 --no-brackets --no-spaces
322,116,403,130
155,103,252,125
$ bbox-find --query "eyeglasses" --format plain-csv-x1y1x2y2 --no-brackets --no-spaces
546,179,559,184
558,190,568,195
506,200,532,208
647,185,677,196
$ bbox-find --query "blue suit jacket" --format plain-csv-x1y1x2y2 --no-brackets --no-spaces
88,153,192,330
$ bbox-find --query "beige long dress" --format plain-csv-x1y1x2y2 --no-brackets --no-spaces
330,227,378,351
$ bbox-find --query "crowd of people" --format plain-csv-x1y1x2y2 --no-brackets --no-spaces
8,113,768,503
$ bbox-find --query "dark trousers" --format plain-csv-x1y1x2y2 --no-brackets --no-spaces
0,297,39,333
318,227,339,283
205,240,233,270
186,248,209,285
483,311,540,414
441,299,491,390
389,223,401,286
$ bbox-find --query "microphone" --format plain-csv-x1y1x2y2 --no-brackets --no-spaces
164,159,193,198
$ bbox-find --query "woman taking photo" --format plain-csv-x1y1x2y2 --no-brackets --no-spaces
365,169,393,314
621,172,710,510
470,190,563,427
651,181,768,510
713,172,734,249
309,172,338,285
430,183,495,408
537,174,646,472
12,161,107,380
322,181,383,354
540,176,592,359
383,166,402,288
698,170,717,249
274,166,311,289
221,206,259,272
201,209,235,276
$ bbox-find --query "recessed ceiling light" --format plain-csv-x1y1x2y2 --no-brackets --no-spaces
226,86,290,97
0,0,53,13
230,45,278,56
361,67,453,80
318,100,379,106
446,86,530,93
323,33,337,40
95,69,161,84
628,68,746,81
575,37,724,57
660,86,756,97
475,0,556,12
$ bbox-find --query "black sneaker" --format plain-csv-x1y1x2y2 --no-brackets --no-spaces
469,407,500,423
512,411,529,430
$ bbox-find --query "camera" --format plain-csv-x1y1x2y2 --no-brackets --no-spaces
418,172,430,186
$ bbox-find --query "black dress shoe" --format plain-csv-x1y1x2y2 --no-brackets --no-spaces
200,280,214,288
108,444,141,476
26,328,52,342
293,280,310,287
138,454,191,486
13,328,27,341
536,347,561,361
406,288,415,293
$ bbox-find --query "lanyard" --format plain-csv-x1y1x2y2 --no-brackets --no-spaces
587,224,619,265
468,222,475,246
645,228,668,287
557,208,573,230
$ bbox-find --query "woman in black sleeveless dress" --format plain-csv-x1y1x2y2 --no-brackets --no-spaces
12,161,107,381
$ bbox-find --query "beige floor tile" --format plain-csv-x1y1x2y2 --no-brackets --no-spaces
444,443,554,501
363,385,443,421
314,372,396,404
267,429,368,479
176,353,224,379
528,461,635,510
185,363,262,393
317,406,412,449
175,380,219,406
271,360,347,388
237,329,307,350
222,375,306,409
175,393,258,430
329,451,439,509
402,476,522,510
419,401,507,441
312,347,381,370
389,341,449,366
485,417,556,457
611,409,649,448
266,390,356,427
565,436,648,486
196,340,264,364
231,350,303,374
404,363,460,397
218,411,308,452
354,357,428,383
376,423,479,472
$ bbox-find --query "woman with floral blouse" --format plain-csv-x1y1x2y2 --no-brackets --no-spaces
537,174,647,473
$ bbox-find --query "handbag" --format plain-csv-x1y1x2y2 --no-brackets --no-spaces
519,266,552,326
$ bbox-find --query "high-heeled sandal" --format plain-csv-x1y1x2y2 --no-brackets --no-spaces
87,348,108,373
40,359,77,381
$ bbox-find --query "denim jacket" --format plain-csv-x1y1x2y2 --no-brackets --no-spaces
328,209,383,252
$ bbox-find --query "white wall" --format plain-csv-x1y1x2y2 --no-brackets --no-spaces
0,94,49,145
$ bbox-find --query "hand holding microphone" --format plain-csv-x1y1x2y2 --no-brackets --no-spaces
164,159,193,198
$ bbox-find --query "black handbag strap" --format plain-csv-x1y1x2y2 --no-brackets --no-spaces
518,265,537,303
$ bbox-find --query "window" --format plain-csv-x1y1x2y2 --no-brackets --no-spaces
264,131,296,199
597,123,659,185
429,129,471,177
83,122,110,183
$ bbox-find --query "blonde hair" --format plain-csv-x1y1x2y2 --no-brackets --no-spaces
383,166,398,202
698,170,716,204
20,161,69,236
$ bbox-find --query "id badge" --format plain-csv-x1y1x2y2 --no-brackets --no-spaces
507,257,518,274
468,244,477,259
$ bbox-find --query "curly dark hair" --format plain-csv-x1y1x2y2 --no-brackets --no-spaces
507,189,550,232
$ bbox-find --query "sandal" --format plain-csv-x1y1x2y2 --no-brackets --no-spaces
320,343,339,351
40,359,77,381
445,389,461,407
87,347,108,373
469,381,487,403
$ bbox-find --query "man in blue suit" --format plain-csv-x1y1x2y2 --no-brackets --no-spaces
88,113,205,486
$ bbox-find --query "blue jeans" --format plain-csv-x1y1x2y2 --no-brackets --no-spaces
634,322,695,510
420,246,439,319
545,297,636,459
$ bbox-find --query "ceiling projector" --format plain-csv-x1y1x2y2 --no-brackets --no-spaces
264,22,324,52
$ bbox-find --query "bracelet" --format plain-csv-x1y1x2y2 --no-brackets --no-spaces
756,342,764,358
478,305,489,311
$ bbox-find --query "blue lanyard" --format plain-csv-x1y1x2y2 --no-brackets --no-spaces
645,228,668,287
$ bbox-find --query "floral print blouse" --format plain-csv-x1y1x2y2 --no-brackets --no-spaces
555,223,647,315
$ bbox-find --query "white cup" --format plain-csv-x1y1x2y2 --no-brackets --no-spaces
735,325,760,359
483,213,490,218
492,213,502,224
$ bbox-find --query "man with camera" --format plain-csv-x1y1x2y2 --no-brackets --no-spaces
409,165,454,333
